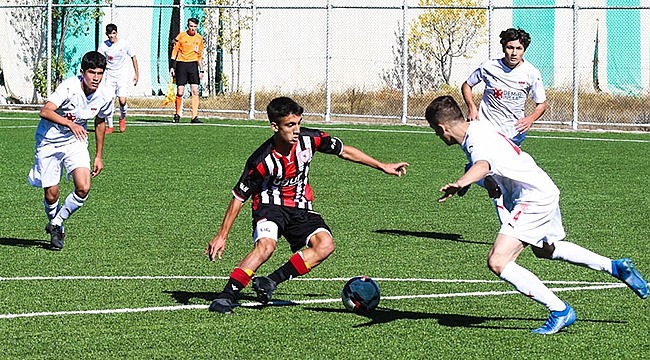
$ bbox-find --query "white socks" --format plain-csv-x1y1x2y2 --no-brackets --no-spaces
500,261,566,312
43,199,59,220
50,192,87,226
551,241,612,274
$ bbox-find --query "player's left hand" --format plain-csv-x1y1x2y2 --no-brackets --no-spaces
133,75,139,86
438,182,461,202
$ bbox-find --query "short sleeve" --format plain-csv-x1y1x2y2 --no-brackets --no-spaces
530,69,546,104
316,132,343,155
465,65,484,87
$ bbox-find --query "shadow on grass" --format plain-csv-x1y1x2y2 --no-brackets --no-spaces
164,290,258,305
304,306,627,330
0,237,50,249
375,229,492,245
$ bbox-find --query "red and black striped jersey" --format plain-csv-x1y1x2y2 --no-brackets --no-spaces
232,127,343,210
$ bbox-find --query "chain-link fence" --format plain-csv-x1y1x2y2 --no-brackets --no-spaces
0,0,648,130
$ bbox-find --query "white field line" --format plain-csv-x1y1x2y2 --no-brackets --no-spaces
0,275,619,286
0,277,625,319
1,117,648,143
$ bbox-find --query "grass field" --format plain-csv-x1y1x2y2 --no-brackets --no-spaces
1,112,649,359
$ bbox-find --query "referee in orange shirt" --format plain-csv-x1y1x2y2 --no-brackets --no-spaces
169,18,204,124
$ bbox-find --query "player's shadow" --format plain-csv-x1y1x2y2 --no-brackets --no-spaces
164,290,259,305
375,229,492,245
164,290,329,308
304,307,627,330
0,237,50,249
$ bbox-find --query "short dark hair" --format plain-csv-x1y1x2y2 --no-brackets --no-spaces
267,97,304,123
81,51,107,71
188,17,199,26
499,28,531,50
425,96,464,126
105,23,117,34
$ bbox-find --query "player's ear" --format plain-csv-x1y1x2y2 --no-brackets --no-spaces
270,122,279,132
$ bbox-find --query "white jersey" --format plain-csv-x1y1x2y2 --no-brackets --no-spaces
35,76,113,146
97,39,134,79
462,121,559,207
466,59,546,139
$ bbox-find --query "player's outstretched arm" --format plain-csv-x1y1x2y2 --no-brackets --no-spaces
205,197,245,261
438,160,490,202
338,145,408,176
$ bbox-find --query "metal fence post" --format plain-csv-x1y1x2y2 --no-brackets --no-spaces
180,0,185,30
400,0,408,124
324,0,332,122
248,0,256,119
488,0,493,58
572,0,579,130
46,0,52,96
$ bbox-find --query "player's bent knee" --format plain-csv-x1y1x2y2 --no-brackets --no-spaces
487,257,505,276
75,187,90,198
316,240,335,257
254,237,277,256
310,235,335,258
44,187,60,203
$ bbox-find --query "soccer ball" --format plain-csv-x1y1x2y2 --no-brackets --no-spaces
341,275,380,314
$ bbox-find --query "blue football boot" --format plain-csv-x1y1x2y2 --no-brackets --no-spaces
531,303,577,335
612,258,649,299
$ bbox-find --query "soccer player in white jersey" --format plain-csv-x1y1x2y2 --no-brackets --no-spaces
97,23,139,133
28,51,113,250
425,95,648,335
460,28,547,221
462,27,546,144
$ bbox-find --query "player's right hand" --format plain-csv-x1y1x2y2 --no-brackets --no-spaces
466,108,479,121
169,68,175,77
68,122,88,141
205,236,226,261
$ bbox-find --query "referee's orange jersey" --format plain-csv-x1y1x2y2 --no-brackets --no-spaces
171,31,204,63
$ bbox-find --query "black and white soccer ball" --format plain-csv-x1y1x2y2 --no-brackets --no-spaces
341,275,380,314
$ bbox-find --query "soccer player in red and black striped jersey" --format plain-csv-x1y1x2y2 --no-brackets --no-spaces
205,97,409,314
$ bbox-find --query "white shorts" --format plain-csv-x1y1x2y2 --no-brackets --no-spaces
104,75,129,98
498,196,566,248
28,140,90,188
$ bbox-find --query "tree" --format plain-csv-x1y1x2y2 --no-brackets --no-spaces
51,0,103,84
10,0,50,102
382,22,441,94
410,0,486,85
204,0,254,94
27,0,102,99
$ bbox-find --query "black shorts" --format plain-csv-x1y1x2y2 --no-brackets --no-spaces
175,61,200,85
252,205,332,253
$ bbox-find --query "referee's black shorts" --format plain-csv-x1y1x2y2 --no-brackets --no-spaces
175,61,199,85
